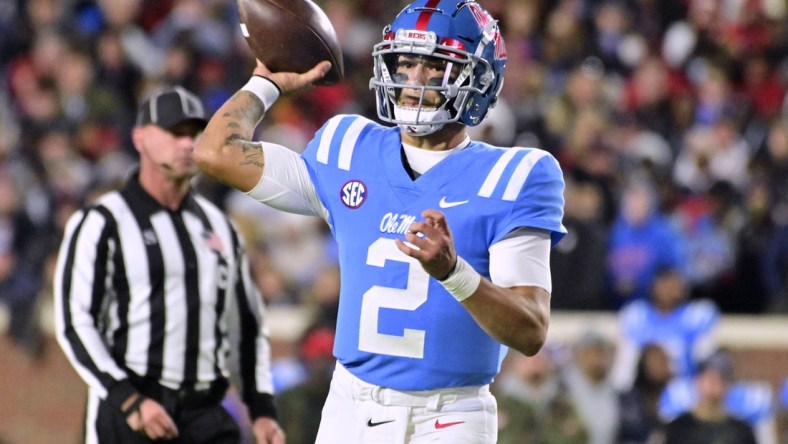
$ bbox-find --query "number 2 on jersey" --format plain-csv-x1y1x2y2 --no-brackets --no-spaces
358,238,428,358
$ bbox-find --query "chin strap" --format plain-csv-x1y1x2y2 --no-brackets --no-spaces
393,106,449,136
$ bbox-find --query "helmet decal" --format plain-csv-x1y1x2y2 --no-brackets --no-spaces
466,2,507,60
415,0,442,30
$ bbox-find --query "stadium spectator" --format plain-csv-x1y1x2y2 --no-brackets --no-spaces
617,342,673,444
496,346,588,444
588,0,638,76
755,118,788,313
673,113,753,194
550,171,610,310
0,167,44,359
673,180,745,304
565,331,620,444
661,348,777,444
621,55,677,142
247,241,300,307
663,351,757,444
729,178,775,313
611,265,719,390
543,61,612,159
762,222,788,314
606,175,688,305
752,119,788,215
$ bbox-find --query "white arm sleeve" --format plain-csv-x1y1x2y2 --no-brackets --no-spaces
245,142,329,221
488,229,552,292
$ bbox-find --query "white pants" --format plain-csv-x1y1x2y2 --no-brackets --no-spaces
315,363,498,444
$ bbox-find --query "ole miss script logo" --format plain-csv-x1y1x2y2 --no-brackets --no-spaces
341,180,367,209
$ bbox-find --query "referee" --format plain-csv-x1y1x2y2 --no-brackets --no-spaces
54,86,284,444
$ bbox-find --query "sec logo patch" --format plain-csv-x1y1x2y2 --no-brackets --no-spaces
340,180,367,209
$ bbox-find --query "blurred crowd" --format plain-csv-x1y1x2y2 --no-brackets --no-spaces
0,0,787,442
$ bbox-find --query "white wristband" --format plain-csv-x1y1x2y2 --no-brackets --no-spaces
241,76,280,111
439,256,481,302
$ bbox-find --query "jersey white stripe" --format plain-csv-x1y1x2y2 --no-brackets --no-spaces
104,236,121,351
316,116,344,165
85,389,100,444
478,148,523,198
108,196,152,376
186,207,224,383
502,150,548,201
195,195,274,393
151,212,187,386
55,210,119,395
77,198,130,382
337,117,370,171
69,212,110,377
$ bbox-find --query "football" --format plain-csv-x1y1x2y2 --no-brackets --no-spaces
237,0,344,85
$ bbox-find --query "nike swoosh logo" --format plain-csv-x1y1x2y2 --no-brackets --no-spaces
367,419,395,427
439,197,469,208
435,419,465,429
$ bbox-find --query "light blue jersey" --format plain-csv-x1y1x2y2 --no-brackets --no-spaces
300,115,566,390
619,299,719,379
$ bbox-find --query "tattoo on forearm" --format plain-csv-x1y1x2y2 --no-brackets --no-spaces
215,93,266,168
224,133,243,146
239,141,264,168
220,93,265,137
229,92,266,122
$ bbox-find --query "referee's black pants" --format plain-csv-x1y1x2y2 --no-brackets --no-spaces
89,378,240,444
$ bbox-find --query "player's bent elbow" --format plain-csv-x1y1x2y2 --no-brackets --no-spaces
193,142,261,192
193,140,234,181
512,287,550,355
518,329,547,356
511,312,549,356
193,147,220,178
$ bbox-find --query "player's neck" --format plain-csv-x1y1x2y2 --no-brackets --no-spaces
138,166,192,211
401,124,467,151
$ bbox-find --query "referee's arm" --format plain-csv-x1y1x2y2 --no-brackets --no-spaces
53,208,137,409
225,226,278,421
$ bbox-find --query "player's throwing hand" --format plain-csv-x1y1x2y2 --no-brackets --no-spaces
396,209,458,281
253,59,332,94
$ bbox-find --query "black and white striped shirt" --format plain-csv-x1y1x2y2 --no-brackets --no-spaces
54,173,275,417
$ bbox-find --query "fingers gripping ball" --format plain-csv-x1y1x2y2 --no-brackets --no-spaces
237,0,344,84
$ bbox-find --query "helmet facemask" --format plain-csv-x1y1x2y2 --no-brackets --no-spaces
371,27,494,136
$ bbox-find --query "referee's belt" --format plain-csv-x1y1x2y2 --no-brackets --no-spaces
130,375,228,410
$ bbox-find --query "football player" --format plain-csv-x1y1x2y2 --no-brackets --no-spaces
195,1,566,442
